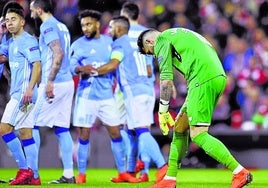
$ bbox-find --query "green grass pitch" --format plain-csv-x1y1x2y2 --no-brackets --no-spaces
0,168,267,187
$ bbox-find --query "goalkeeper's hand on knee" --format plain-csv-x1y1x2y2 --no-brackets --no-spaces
158,112,175,136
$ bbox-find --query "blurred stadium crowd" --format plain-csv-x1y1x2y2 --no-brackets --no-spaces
1,0,268,131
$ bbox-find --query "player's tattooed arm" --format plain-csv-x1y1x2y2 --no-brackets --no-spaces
48,39,63,81
160,80,174,102
45,39,63,99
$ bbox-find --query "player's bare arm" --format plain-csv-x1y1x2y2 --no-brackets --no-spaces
0,17,7,42
75,64,95,75
48,39,63,81
23,61,41,104
46,39,63,98
95,59,120,75
0,54,8,63
0,18,8,64
160,79,174,102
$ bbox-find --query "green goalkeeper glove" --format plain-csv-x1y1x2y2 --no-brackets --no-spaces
158,112,175,135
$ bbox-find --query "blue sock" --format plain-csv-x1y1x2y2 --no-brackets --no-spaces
32,126,40,150
137,128,166,168
127,130,138,173
110,137,125,173
139,151,150,175
22,138,39,178
2,132,27,169
120,129,130,158
54,127,74,174
77,138,90,174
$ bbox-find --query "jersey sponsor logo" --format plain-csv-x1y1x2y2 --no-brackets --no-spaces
92,61,106,68
9,61,19,68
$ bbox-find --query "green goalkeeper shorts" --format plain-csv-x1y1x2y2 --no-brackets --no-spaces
180,75,226,126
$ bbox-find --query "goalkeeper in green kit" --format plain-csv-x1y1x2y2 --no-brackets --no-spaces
137,28,253,188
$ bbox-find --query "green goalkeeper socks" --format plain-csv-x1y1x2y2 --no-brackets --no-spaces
192,131,239,171
166,131,189,177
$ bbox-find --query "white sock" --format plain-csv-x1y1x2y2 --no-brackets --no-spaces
63,168,74,178
163,176,176,180
233,164,244,174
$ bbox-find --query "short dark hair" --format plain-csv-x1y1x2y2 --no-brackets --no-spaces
78,9,101,21
31,0,55,14
121,2,139,20
2,1,24,18
112,16,130,32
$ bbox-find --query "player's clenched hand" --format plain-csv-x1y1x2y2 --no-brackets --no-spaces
82,64,96,74
158,112,175,135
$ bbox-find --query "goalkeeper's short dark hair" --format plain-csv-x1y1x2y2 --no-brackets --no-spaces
78,9,101,22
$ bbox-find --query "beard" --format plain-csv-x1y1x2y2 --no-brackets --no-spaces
85,30,97,39
112,33,118,41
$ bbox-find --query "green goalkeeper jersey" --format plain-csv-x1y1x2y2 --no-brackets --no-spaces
155,28,226,89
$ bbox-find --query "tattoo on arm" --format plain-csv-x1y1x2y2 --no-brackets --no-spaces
48,39,63,81
160,80,174,101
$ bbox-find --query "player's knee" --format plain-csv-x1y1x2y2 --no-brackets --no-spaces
189,126,209,140
19,128,32,139
0,123,11,136
174,112,189,132
80,128,90,140
108,127,121,139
